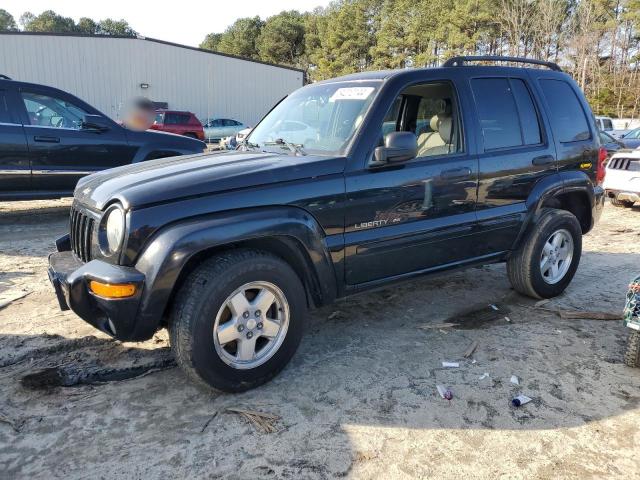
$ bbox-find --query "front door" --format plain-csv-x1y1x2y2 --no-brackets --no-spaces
17,88,133,193
344,80,479,285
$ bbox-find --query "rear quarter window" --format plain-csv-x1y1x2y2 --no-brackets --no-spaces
539,79,590,142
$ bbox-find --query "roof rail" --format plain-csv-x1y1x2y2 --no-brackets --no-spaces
0,74,11,80
442,55,562,72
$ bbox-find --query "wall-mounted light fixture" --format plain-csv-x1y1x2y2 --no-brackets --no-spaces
140,83,149,89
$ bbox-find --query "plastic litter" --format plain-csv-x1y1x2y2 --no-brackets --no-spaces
442,361,459,368
511,394,532,407
479,372,490,380
437,385,453,400
510,375,519,385
489,304,499,311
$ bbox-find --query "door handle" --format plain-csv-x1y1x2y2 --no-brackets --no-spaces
440,167,472,179
34,135,60,143
532,155,555,166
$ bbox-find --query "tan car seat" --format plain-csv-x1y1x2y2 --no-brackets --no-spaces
417,114,453,157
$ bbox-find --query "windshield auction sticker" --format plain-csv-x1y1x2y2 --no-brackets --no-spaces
330,87,375,101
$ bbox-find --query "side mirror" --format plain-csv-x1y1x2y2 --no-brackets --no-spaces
81,114,111,132
371,131,417,166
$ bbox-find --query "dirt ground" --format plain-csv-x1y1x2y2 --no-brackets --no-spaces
0,198,639,479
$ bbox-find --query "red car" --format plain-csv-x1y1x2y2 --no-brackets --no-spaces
151,110,205,140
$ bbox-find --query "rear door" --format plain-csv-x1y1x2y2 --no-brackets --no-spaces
0,86,30,194
17,87,133,193
469,74,558,255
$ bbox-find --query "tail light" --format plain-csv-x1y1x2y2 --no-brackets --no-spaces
596,146,606,184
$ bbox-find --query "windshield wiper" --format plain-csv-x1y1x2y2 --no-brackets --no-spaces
263,138,307,156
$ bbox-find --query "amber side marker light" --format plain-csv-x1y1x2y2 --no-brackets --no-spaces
89,281,136,298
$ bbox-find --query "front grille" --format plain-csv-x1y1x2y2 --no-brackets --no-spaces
609,157,634,170
69,205,95,262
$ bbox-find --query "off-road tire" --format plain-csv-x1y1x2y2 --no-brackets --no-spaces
507,208,582,299
169,249,307,392
624,330,640,368
610,197,634,208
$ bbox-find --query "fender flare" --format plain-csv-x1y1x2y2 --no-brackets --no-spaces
513,171,597,250
130,206,338,339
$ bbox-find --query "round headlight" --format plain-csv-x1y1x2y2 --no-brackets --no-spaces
104,207,125,254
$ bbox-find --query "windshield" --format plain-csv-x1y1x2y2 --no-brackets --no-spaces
246,81,381,156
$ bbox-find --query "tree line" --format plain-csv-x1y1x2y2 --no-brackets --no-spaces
2,2,639,118
201,0,640,119
0,9,136,37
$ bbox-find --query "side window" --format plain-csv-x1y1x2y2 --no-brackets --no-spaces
603,119,613,130
212,119,223,127
510,79,542,145
179,114,191,124
539,79,590,142
165,113,179,124
0,91,12,123
21,91,87,129
380,82,463,157
471,78,522,150
154,113,164,125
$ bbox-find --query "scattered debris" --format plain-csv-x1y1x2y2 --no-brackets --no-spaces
0,290,31,310
463,341,479,358
510,375,519,385
200,411,219,433
504,316,511,322
478,372,490,380
226,407,280,433
436,385,453,400
511,395,532,407
327,311,342,320
534,299,551,308
558,310,621,321
418,322,458,330
20,357,176,390
447,303,510,329
0,412,21,433
442,361,459,368
471,359,477,364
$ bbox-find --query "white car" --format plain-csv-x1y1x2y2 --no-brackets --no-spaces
604,150,640,208
235,127,252,143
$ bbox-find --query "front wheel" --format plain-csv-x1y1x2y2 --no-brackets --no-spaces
169,250,307,392
507,209,582,299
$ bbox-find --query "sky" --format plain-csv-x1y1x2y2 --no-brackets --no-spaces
3,0,333,47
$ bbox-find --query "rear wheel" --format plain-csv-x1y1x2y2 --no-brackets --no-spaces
169,250,307,392
610,197,634,208
507,209,582,299
624,330,640,368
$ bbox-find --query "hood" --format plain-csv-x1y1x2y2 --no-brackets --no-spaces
75,151,345,210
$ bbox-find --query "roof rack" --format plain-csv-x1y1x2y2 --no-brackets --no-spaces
442,56,562,72
0,74,11,80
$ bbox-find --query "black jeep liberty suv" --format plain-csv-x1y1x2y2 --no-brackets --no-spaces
48,57,606,392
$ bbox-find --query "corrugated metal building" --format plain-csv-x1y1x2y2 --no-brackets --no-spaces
0,32,304,126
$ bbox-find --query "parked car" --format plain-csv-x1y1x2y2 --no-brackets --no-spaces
604,149,640,207
151,110,205,140
0,77,206,200
599,130,625,158
617,127,640,149
48,56,605,392
203,118,246,142
595,115,614,132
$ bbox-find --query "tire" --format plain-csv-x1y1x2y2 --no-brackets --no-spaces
624,330,640,368
507,208,582,299
610,197,634,208
169,249,307,392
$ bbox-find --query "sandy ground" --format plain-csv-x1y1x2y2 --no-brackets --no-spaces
0,198,639,479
